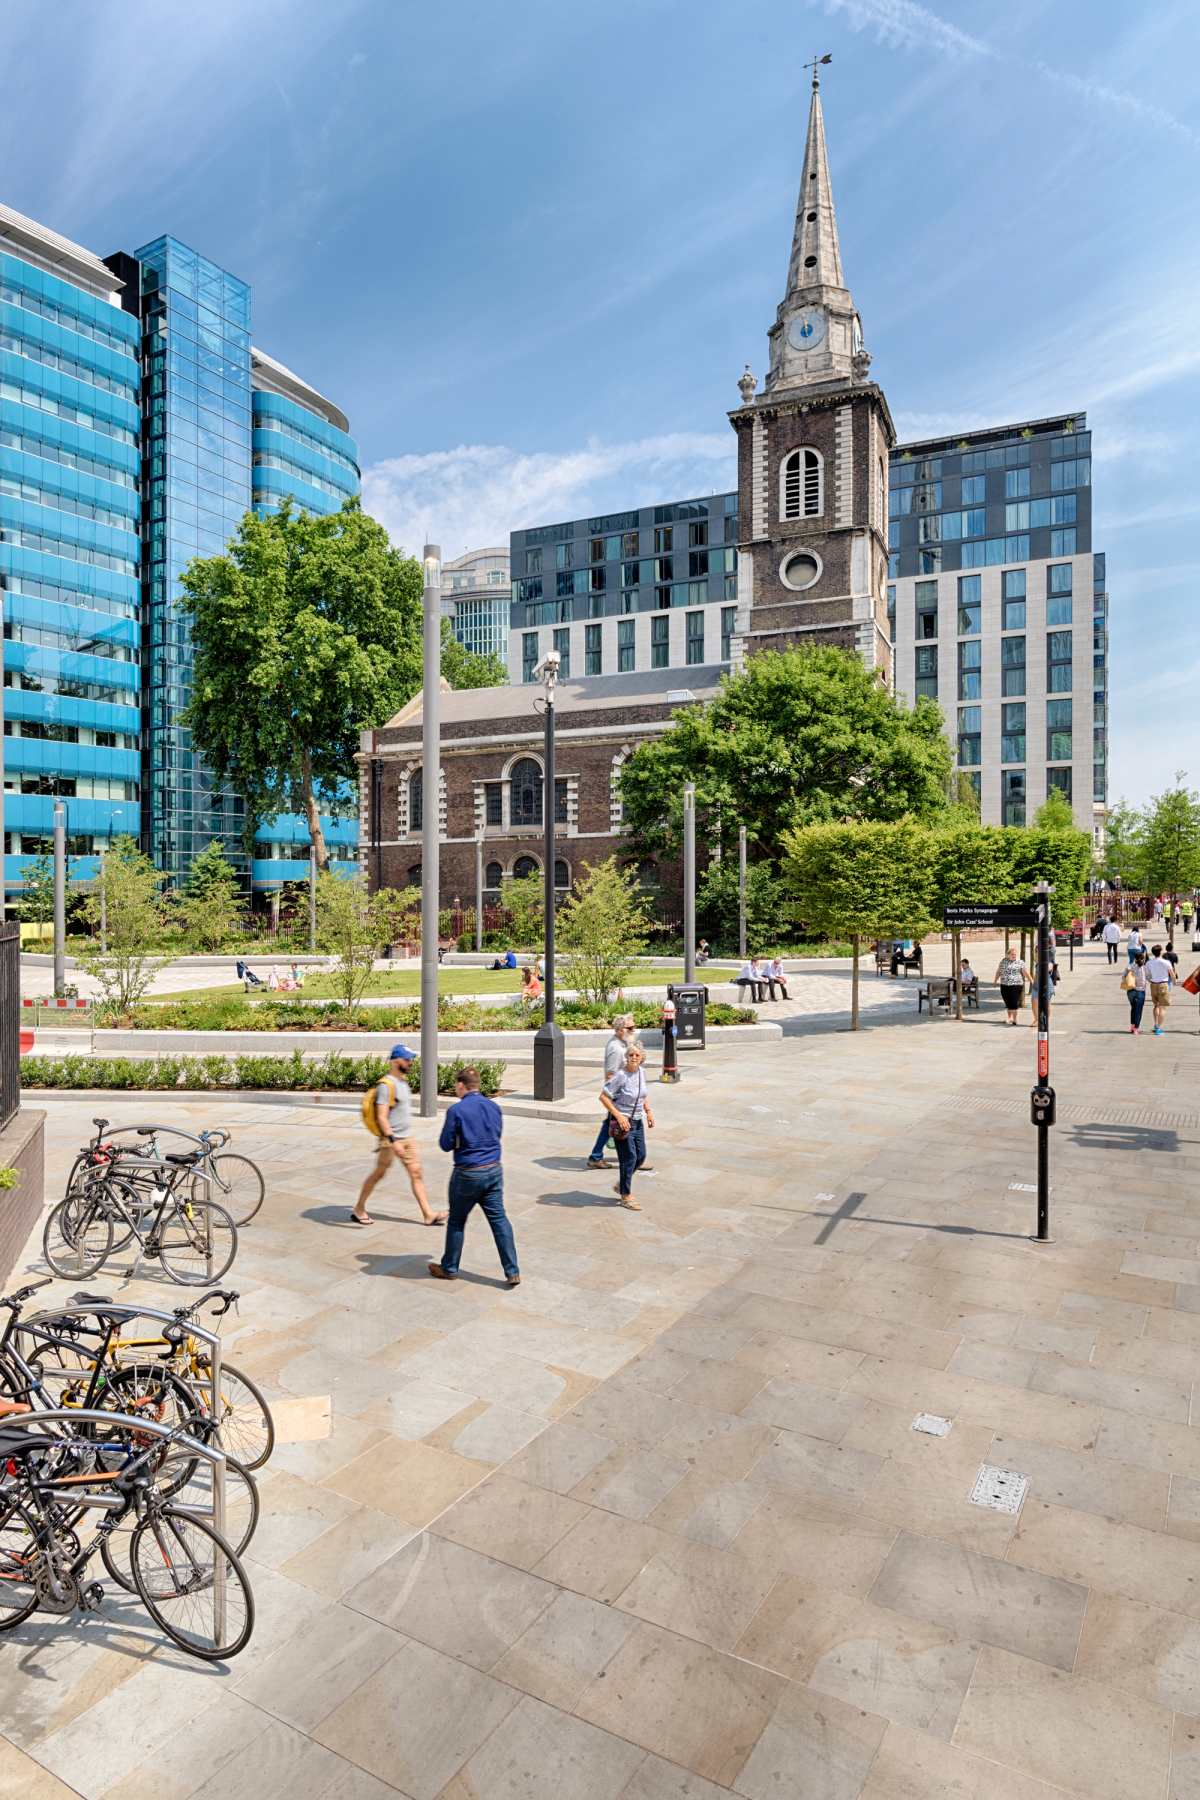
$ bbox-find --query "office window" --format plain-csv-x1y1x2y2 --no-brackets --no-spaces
914,644,938,700
654,526,673,553
1048,629,1073,693
1004,467,1030,499
617,617,635,673
688,520,708,548
651,614,669,669
584,622,602,676
958,705,981,767
484,782,502,825
510,758,543,827
962,474,985,505
1001,701,1026,764
552,627,570,681
781,447,823,520
1050,527,1077,557
957,573,980,636
721,605,737,662
1003,769,1026,828
1002,634,1026,697
686,610,705,665
521,632,538,683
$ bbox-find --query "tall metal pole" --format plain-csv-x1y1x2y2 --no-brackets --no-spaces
52,799,66,997
0,604,5,925
533,662,565,1101
474,831,484,953
308,843,317,952
737,825,747,960
419,544,441,1118
683,782,696,984
98,844,108,954
1032,879,1054,1243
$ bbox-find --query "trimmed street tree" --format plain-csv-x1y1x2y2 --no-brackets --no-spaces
1008,825,1094,928
1138,779,1200,919
619,647,952,868
558,858,652,1007
17,853,55,929
781,818,937,1028
76,837,168,1015
316,872,416,1013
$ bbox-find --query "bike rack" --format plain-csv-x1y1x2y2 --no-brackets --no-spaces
74,1158,219,1283
0,1404,230,1643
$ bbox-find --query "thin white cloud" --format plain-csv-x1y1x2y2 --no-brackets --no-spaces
362,435,737,560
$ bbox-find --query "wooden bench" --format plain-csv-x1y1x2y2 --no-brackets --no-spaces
918,977,953,1016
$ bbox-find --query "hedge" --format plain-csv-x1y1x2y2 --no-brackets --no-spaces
99,996,757,1033
19,1052,505,1095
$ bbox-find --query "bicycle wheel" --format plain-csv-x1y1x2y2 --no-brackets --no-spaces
43,1193,113,1279
195,1361,274,1471
129,1507,254,1660
101,1454,259,1592
0,1495,41,1630
193,1154,264,1227
156,1199,237,1286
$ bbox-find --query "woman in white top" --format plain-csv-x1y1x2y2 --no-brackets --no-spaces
600,1044,655,1211
994,952,1031,1026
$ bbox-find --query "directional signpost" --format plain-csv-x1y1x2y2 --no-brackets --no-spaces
942,904,1038,930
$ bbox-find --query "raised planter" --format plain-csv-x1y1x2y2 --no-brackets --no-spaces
0,1109,45,1286
33,1022,784,1058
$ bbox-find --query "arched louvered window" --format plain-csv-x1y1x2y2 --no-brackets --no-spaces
408,769,422,832
780,447,823,521
510,758,543,827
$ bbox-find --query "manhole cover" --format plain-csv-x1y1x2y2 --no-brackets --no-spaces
970,1463,1029,1514
912,1413,952,1437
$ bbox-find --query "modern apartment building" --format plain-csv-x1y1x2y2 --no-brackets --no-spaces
442,546,510,664
888,412,1106,839
508,491,739,684
0,202,359,903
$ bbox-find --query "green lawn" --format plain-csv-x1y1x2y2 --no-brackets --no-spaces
147,960,698,1004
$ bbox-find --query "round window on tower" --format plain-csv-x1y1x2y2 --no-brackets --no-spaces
780,549,822,592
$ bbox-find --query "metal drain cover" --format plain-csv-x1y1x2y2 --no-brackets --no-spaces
912,1413,953,1437
970,1463,1029,1514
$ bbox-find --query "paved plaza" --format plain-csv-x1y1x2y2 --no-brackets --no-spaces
3,942,1200,1798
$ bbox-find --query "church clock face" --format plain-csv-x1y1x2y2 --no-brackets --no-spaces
787,308,826,352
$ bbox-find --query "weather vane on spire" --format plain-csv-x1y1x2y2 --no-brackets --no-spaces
804,52,832,90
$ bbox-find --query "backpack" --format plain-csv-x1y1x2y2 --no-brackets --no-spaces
361,1074,398,1138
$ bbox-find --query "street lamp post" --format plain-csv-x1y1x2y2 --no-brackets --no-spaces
474,831,484,953
737,824,747,961
308,843,317,953
52,799,67,997
533,651,564,1101
683,782,696,984
419,544,441,1119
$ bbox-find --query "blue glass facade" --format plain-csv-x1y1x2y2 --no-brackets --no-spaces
0,240,141,893
0,206,359,902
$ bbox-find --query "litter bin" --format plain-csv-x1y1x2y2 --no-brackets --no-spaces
667,982,708,1050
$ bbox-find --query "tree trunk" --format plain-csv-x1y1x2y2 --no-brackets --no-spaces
953,928,963,1020
299,750,329,873
851,934,860,1031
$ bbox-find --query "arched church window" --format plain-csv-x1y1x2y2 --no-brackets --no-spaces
513,854,540,880
780,447,822,522
510,758,543,827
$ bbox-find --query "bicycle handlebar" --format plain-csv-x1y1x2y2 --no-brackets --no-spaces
0,1275,53,1308
172,1288,238,1321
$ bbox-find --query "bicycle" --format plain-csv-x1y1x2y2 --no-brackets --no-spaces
44,1148,238,1285
67,1118,265,1229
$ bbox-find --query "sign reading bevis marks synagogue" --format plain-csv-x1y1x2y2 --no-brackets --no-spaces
943,904,1041,929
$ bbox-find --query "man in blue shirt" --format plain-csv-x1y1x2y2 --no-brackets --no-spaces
429,1067,520,1287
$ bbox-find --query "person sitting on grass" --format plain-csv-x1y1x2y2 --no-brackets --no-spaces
520,963,542,1004
490,948,518,970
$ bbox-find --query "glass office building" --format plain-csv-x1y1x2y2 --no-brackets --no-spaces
888,412,1107,841
0,202,359,903
509,492,739,683
442,546,511,664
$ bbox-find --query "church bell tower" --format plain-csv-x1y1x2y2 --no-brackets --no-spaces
730,59,894,679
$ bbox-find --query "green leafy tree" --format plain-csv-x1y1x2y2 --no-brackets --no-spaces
17,853,56,929
1098,799,1145,889
949,772,981,819
696,855,785,953
930,823,1019,916
1008,826,1094,927
781,818,937,1028
176,840,245,951
1034,789,1076,831
76,837,169,1013
1139,779,1200,917
620,647,951,865
440,622,507,690
316,872,416,1012
179,500,425,873
499,871,544,949
558,858,652,1006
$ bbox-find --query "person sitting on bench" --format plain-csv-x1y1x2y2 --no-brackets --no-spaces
958,959,978,994
765,956,789,1000
736,957,766,1002
890,940,922,976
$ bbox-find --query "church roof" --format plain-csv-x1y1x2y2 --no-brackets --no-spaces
379,665,727,732
785,72,845,302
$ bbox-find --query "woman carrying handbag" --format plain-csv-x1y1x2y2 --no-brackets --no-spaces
1122,952,1148,1035
600,1043,655,1212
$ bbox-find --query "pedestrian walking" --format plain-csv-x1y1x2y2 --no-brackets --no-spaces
1121,951,1148,1034
994,949,1031,1026
601,1043,655,1212
428,1067,519,1286
1127,925,1145,965
1163,939,1181,978
1183,899,1194,936
586,1014,638,1168
1145,943,1176,1035
1102,916,1121,965
352,1044,447,1227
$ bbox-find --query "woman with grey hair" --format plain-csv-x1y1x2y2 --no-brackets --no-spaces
586,1014,638,1168
601,1042,655,1211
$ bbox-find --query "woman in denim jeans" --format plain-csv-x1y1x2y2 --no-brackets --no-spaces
600,1044,655,1212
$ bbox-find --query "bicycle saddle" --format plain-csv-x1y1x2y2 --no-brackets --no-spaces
0,1429,66,1457
164,1151,204,1166
72,1292,115,1306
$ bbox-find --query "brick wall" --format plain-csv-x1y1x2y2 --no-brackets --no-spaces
0,1109,45,1287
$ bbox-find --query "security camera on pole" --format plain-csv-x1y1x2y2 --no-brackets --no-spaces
532,649,565,1102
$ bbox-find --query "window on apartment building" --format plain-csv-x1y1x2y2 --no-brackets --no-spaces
721,605,737,662
1001,702,1026,764
914,644,938,700
689,520,708,548
590,565,606,593
1003,768,1026,827
1047,563,1073,626
1047,697,1072,763
590,537,604,563
915,578,938,640
622,530,639,557
654,526,673,553
958,638,981,701
1004,468,1030,499
1047,629,1073,694
556,541,573,570
1002,634,1026,697
957,573,981,636
618,618,635,673
780,447,823,520
1047,767,1072,802
551,627,570,680
962,475,986,505
958,705,981,768
686,611,705,664
688,550,708,579
651,614,669,669
584,623,602,676
918,548,942,575
521,632,538,683
1050,527,1076,557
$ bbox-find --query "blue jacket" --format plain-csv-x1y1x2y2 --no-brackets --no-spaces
439,1090,503,1168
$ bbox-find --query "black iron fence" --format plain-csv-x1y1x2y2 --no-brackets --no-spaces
0,920,19,1130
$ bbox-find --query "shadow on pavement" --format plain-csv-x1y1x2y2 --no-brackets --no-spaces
813,1191,1030,1245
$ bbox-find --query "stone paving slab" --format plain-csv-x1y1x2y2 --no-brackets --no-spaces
2,942,1199,1797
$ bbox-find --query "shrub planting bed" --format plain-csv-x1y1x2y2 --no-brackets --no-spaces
95,997,757,1033
20,1051,505,1095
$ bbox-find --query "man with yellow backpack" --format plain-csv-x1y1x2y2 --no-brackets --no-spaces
351,1044,447,1228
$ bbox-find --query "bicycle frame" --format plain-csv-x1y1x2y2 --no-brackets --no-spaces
78,1160,217,1280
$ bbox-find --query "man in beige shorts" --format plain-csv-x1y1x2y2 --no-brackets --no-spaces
1144,946,1175,1036
351,1043,446,1226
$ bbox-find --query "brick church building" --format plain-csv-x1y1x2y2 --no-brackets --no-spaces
361,68,892,904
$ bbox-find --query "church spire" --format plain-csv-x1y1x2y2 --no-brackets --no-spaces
785,56,844,300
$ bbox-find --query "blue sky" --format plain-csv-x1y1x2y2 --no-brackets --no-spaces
5,0,1198,806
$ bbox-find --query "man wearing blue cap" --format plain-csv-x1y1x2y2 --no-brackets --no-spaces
351,1043,446,1228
